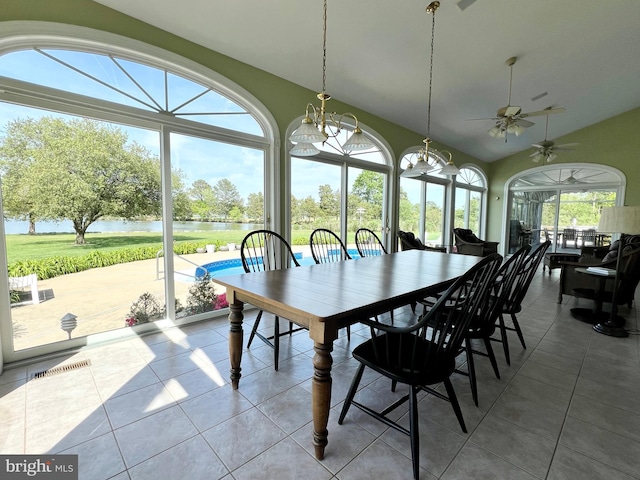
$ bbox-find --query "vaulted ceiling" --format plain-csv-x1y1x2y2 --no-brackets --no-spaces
94,0,640,162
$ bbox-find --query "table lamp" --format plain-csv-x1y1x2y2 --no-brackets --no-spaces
594,205,640,337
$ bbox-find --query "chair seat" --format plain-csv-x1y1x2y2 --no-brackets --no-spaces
353,333,455,386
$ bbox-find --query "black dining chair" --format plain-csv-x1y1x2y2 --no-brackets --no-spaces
310,228,352,263
309,228,352,339
355,227,394,324
355,228,387,257
241,229,305,371
338,253,503,480
460,245,529,406
496,240,551,364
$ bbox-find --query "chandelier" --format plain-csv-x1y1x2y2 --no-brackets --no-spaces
289,0,374,156
400,1,460,178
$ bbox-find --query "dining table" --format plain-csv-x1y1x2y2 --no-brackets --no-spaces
214,249,485,460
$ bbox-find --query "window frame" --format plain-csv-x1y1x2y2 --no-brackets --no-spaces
0,21,280,365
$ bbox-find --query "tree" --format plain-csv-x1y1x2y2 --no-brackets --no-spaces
212,179,243,220
245,192,264,222
0,117,162,244
318,184,339,218
351,170,384,225
171,170,192,221
352,171,383,204
300,196,320,223
189,179,216,220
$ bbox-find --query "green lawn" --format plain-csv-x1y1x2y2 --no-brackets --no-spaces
5,229,356,263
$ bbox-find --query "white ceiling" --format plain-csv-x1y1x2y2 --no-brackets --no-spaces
94,0,640,162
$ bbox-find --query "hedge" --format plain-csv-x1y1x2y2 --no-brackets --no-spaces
7,241,206,280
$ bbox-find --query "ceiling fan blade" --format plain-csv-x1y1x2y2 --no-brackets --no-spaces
465,117,501,121
516,119,535,128
519,107,565,118
555,143,580,148
529,151,542,157
503,105,522,117
531,143,547,148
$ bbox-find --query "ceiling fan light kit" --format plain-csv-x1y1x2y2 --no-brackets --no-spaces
471,56,566,143
529,109,579,163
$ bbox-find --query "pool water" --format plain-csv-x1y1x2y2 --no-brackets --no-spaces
202,249,361,278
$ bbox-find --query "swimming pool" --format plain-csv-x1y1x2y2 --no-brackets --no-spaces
201,249,361,278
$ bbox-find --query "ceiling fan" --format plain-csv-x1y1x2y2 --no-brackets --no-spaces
530,110,579,163
471,56,565,141
561,169,579,184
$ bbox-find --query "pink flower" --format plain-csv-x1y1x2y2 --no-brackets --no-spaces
214,293,229,310
125,317,137,327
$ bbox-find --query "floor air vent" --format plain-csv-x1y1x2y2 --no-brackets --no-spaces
30,359,92,379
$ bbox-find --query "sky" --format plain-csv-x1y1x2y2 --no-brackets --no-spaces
0,47,411,203
0,49,266,200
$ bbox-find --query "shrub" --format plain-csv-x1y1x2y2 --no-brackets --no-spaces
185,273,217,315
126,292,163,325
6,241,206,281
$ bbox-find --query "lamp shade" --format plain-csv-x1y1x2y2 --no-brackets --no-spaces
598,206,640,234
341,128,374,152
289,117,326,143
290,142,320,156
439,161,460,176
400,163,421,178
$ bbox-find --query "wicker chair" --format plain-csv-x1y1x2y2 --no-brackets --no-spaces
558,235,640,306
453,228,499,257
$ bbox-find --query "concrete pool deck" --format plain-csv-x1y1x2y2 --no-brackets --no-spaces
9,247,312,352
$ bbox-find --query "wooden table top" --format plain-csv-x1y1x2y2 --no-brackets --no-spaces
214,249,484,325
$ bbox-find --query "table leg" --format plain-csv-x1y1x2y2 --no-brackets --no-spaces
312,341,333,460
228,300,244,390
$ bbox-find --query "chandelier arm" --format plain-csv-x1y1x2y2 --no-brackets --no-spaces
333,112,361,130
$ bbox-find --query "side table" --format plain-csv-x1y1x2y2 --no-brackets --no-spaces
570,267,622,325
543,253,581,275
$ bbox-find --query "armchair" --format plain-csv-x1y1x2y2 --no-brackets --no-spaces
397,230,446,253
557,235,640,305
452,228,499,257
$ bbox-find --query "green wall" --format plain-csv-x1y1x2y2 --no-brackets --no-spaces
6,0,635,242
485,107,640,240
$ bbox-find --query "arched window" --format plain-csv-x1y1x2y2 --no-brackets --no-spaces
0,23,277,363
398,149,452,248
454,166,488,237
504,164,624,254
287,119,394,251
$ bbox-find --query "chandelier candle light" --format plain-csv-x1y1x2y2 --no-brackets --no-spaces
400,1,460,178
289,0,374,156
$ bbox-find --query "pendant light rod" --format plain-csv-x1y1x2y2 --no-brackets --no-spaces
289,0,374,156
400,1,460,178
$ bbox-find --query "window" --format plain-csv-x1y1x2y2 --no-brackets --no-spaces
506,165,624,254
288,121,393,251
398,149,455,249
454,167,487,236
0,24,276,363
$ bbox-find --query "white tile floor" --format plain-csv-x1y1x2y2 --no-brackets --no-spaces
1,268,639,480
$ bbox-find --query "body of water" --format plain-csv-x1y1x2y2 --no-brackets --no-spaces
3,219,263,235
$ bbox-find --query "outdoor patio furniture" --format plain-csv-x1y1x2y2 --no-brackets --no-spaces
9,273,40,305
453,228,499,257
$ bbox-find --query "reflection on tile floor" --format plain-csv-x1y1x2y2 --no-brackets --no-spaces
1,268,639,479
